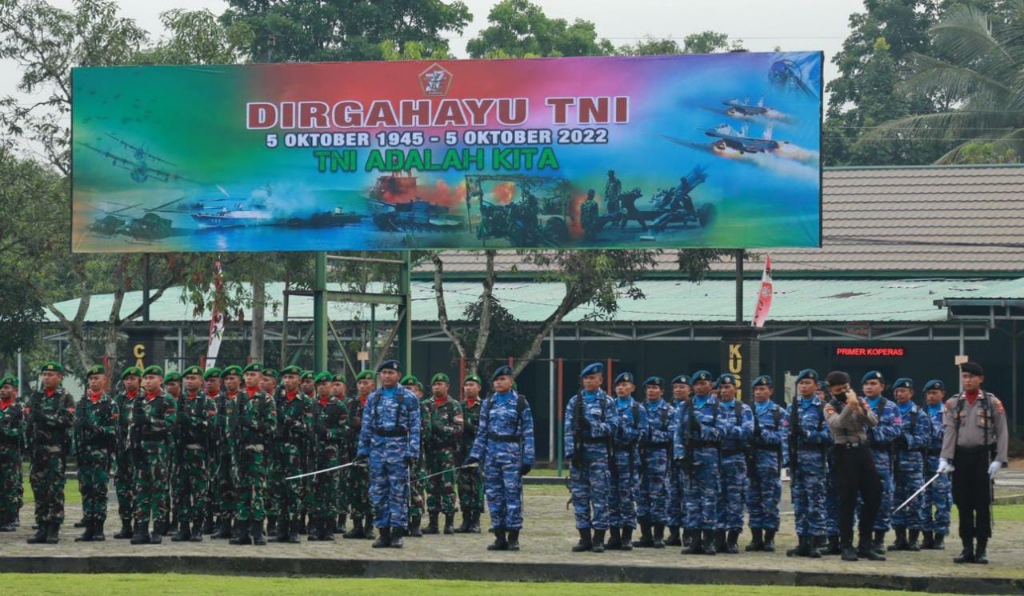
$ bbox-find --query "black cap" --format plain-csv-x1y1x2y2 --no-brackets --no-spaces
961,361,985,376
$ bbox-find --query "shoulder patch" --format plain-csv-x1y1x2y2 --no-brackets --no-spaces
993,397,1005,415
946,400,955,411
824,405,835,416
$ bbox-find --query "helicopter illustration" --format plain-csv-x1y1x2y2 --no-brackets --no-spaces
88,196,186,241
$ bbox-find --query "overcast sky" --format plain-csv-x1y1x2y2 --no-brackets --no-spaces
1,0,865,108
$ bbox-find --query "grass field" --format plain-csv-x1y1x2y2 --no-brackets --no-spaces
1,576,966,596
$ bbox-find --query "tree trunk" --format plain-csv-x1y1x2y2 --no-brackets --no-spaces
250,277,266,363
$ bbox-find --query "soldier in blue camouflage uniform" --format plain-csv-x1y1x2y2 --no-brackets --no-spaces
229,362,278,546
0,375,25,532
466,365,535,551
605,372,645,550
785,369,832,558
887,378,933,552
455,374,485,534
564,362,618,553
666,374,691,547
308,371,345,541
129,365,177,545
745,375,785,552
635,376,675,549
26,362,75,544
113,366,142,539
74,365,118,542
674,370,726,555
171,365,214,543
715,373,753,554
920,379,950,550
357,360,421,549
343,370,376,540
424,372,464,535
862,370,902,555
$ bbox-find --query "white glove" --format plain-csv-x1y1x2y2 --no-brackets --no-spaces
937,458,953,475
988,461,1002,480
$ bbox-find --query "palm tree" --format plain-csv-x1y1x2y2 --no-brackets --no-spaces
867,1,1024,163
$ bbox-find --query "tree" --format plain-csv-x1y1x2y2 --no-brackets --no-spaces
868,1,1024,162
220,0,471,63
466,0,614,58
618,32,742,57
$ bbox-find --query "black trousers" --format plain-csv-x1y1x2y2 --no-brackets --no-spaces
952,447,993,541
835,445,881,546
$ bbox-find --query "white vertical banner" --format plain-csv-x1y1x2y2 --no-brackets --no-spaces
752,256,774,328
205,260,225,370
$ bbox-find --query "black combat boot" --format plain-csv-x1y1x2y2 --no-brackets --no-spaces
806,535,822,558
365,517,376,540
389,526,404,548
252,519,268,545
824,535,842,555
26,522,47,544
267,516,278,539
787,534,809,557
202,513,214,535
488,527,509,551
745,528,764,552
131,521,151,545
653,523,666,549
632,522,654,548
887,528,908,551
857,533,886,561
114,518,133,539
872,530,886,556
932,533,945,550
572,528,593,552
93,520,106,541
725,530,740,554
320,518,334,542
171,521,191,542
701,530,717,555
75,520,96,542
454,511,471,533
507,529,520,551
591,529,606,553
605,527,622,550
230,520,251,545
974,537,988,564
907,529,921,552
444,513,455,535
713,529,726,553
683,530,703,555
372,526,391,548
424,512,440,535
921,530,934,550
343,518,366,539
74,519,87,528
307,519,322,541
153,520,168,537
620,526,634,551
763,529,777,552
954,539,974,563
287,519,300,544
336,513,347,534
297,514,307,535
0,512,16,532
190,521,203,542
841,538,859,562
666,525,681,546
469,510,482,533
408,515,423,537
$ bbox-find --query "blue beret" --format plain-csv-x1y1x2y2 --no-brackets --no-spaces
671,375,691,386
643,376,665,388
580,362,604,377
491,365,513,382
795,369,818,383
751,375,772,388
717,373,737,386
922,379,945,392
892,377,913,390
691,370,713,383
614,372,635,385
376,359,401,373
861,370,884,385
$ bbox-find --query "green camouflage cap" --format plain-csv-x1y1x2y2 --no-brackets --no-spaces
355,370,374,381
203,367,222,380
314,371,333,384
182,365,203,377
86,364,106,377
430,372,450,385
40,361,64,374
142,365,164,377
280,365,303,376
222,365,243,378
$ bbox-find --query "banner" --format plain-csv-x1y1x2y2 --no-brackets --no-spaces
752,256,774,328
70,52,823,253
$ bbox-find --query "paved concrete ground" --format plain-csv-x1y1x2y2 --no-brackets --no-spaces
3,482,1024,594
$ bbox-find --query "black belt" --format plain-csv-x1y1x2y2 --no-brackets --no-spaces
838,442,866,449
755,445,780,452
798,445,825,451
721,449,745,457
955,445,995,456
613,445,635,452
691,441,720,448
927,449,942,456
374,428,408,438
583,438,608,445
487,433,520,442
644,442,671,449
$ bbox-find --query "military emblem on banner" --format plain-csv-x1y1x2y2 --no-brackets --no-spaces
419,63,453,97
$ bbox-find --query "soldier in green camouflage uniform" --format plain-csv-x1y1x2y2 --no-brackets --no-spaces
343,370,376,540
298,370,316,534
0,375,25,532
424,373,464,534
201,368,223,535
211,366,242,539
273,365,312,543
171,366,214,542
130,365,177,545
309,371,347,541
113,366,142,539
402,375,429,536
230,362,278,546
260,368,281,538
157,371,182,537
26,362,75,544
455,374,485,533
74,365,119,542
331,372,350,534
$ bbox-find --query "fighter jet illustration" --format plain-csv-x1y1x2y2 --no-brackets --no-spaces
704,124,785,154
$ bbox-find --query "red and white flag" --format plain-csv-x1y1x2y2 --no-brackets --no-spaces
205,260,225,370
752,256,773,328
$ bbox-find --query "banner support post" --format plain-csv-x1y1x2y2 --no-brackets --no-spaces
314,251,328,372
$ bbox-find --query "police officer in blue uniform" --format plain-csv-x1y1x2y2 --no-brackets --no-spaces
564,362,618,553
745,375,785,552
920,379,950,550
606,372,646,550
674,370,726,555
861,370,901,555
